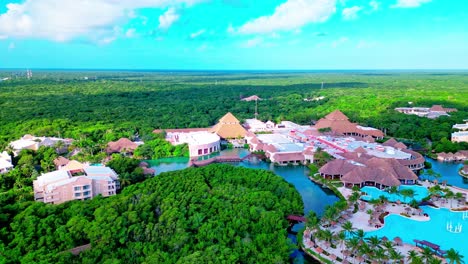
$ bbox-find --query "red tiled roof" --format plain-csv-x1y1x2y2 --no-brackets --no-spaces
53,156,70,167
106,138,138,154
241,95,262,101
315,110,383,138
394,142,407,149
325,110,349,121
382,138,399,147
429,105,445,112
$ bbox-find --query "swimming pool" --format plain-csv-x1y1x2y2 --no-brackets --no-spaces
361,185,429,203
366,206,468,258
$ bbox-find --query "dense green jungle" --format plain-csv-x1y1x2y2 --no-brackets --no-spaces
1,70,467,152
0,164,303,263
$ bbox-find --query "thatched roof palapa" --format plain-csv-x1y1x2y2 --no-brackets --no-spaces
210,112,247,139
107,138,138,154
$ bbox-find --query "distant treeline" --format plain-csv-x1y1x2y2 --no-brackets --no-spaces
0,72,467,153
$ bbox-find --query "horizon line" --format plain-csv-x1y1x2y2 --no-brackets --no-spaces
1,68,468,72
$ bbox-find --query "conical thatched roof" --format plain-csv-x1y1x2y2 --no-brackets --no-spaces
325,110,349,121
218,112,240,124
210,112,246,139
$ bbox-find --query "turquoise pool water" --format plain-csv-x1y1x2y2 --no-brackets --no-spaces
367,206,468,258
361,185,429,203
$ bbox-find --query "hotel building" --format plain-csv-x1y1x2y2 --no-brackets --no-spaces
33,166,120,204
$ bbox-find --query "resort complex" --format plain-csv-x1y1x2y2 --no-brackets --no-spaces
33,165,120,204
106,138,141,154
437,151,468,162
2,108,467,263
452,120,468,143
9,134,73,156
0,151,13,174
148,109,468,263
314,110,384,139
154,112,246,157
395,105,457,119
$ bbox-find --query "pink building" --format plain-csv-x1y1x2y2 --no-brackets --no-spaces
33,166,120,204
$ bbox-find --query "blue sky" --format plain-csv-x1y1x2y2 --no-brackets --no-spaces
0,0,467,69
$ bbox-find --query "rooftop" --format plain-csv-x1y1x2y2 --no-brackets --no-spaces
257,134,304,152
84,166,118,178
452,131,468,136
36,170,71,187
177,132,220,145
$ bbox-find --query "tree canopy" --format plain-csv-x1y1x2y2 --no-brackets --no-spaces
0,164,303,263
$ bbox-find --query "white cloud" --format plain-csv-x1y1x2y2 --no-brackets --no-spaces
331,36,348,47
190,29,206,39
158,7,179,30
237,0,336,34
369,0,380,11
356,40,377,49
242,37,263,48
125,28,136,38
98,36,116,45
197,43,208,52
342,6,362,20
141,16,149,26
270,32,281,39
0,0,203,42
227,23,235,34
8,42,15,50
392,0,431,8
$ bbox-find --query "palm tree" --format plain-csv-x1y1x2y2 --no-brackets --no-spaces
388,249,404,264
400,188,416,203
374,247,388,263
388,186,399,195
428,258,443,264
366,235,381,250
322,206,338,226
420,247,435,264
306,211,320,231
445,190,455,208
382,240,395,251
358,242,373,262
321,229,334,244
336,231,347,253
354,229,366,243
342,220,355,236
445,248,465,264
408,250,423,264
346,237,360,258
349,191,360,204
408,250,421,263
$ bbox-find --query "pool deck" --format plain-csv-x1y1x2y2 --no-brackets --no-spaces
303,226,447,264
302,183,468,263
419,180,468,206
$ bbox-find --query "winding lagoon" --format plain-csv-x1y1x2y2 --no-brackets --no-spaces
146,152,467,263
